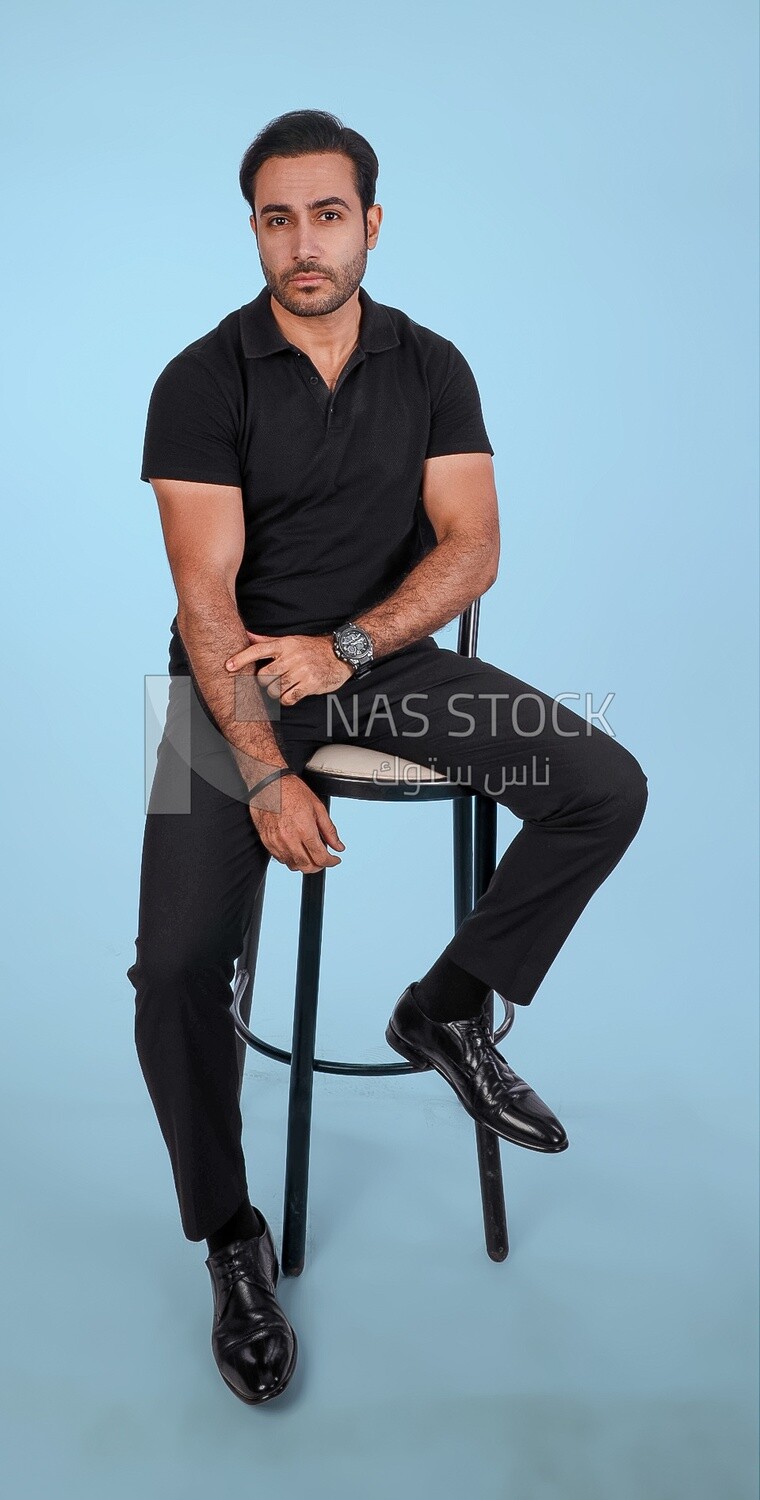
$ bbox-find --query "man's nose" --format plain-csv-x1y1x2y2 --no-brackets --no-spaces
292,225,323,261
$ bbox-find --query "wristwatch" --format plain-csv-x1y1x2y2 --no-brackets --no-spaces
332,620,374,678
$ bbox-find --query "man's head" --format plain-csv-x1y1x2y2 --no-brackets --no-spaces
238,109,382,319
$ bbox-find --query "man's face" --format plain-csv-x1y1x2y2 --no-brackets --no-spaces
250,151,382,319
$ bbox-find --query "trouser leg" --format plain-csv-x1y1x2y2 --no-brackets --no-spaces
126,672,319,1243
301,636,649,1009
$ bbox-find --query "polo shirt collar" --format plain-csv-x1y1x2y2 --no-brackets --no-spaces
239,283,399,358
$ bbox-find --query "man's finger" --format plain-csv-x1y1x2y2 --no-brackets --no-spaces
225,642,281,670
315,804,346,849
304,838,340,864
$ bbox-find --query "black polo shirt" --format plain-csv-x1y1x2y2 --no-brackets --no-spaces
140,284,494,669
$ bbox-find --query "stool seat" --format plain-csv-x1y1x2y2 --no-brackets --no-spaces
304,742,447,780
302,743,473,803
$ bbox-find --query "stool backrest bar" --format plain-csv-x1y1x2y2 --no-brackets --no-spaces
456,597,481,659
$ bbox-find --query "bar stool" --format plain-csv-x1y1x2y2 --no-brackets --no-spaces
230,598,515,1276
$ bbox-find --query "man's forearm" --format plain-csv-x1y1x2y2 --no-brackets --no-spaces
177,586,290,788
353,535,497,659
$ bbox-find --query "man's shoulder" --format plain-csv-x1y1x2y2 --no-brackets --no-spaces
373,294,451,359
158,306,244,384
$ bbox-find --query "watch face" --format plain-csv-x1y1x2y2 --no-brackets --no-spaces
343,626,367,650
338,624,372,661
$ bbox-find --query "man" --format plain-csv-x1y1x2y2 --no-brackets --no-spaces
127,108,648,1407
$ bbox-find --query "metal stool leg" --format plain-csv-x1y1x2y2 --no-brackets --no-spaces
233,868,268,1105
453,796,473,927
281,796,330,1275
471,794,510,1261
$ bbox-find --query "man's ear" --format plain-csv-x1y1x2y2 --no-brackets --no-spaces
366,203,382,250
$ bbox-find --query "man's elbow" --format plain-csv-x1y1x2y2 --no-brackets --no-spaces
444,529,499,590
480,542,500,591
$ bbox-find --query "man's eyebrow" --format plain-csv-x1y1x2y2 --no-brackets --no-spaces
258,197,352,215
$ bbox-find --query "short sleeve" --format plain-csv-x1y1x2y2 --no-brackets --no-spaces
425,341,494,460
140,353,242,485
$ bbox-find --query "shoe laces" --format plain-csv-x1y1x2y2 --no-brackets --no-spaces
449,1015,531,1095
213,1239,272,1291
448,1012,496,1050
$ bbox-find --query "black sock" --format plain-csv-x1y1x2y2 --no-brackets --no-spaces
413,953,491,1022
206,1197,265,1256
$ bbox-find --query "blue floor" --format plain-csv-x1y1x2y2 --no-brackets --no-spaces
2,885,756,1499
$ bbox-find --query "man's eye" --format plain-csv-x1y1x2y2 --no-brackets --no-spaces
266,213,341,227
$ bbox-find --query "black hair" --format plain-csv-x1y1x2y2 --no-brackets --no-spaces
238,109,379,230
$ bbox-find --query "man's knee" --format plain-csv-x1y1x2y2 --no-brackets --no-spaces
126,942,235,1007
605,748,649,839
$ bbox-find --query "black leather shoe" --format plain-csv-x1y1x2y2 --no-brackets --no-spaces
386,983,569,1153
205,1219,298,1404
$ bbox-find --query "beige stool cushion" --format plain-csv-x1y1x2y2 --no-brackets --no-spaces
303,743,447,782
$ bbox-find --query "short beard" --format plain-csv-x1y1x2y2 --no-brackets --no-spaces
260,241,369,318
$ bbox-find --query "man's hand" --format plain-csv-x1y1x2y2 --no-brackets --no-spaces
249,775,346,874
225,631,353,705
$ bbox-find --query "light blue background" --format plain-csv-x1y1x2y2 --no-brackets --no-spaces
1,1,757,1496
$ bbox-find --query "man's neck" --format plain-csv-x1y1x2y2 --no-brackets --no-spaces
267,289,362,367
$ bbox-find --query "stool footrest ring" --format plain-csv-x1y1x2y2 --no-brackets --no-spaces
230,989,515,1076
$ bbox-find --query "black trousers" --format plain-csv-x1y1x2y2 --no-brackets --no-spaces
126,633,648,1242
